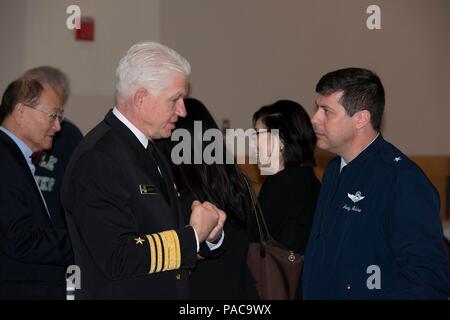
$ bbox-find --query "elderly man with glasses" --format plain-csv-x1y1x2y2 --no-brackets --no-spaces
23,67,83,246
0,76,73,299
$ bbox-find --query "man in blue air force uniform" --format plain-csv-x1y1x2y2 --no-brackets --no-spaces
303,68,450,299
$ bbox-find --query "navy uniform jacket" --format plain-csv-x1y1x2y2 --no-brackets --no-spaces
303,135,450,299
61,110,216,299
0,131,73,299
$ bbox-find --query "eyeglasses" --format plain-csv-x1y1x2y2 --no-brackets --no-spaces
251,129,270,139
254,129,269,136
23,104,64,123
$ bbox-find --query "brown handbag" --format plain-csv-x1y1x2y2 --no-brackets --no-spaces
245,179,304,300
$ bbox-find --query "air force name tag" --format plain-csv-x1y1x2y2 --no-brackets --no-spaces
139,185,156,195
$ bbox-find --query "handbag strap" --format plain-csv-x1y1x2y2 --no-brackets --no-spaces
243,177,273,243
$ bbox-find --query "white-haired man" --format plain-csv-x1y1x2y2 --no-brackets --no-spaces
61,42,226,299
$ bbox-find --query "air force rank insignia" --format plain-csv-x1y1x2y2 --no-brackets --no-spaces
139,185,156,194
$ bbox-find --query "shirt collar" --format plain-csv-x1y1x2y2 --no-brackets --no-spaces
112,107,148,148
0,126,35,174
340,132,380,172
339,157,348,173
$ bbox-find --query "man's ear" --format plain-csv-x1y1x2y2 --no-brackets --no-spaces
133,87,149,109
354,110,371,130
16,102,24,112
9,102,26,126
15,102,26,119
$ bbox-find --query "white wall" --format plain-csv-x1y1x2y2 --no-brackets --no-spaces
161,0,450,155
0,0,27,94
1,0,449,154
1,0,160,133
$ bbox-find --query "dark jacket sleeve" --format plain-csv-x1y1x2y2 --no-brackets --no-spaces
63,150,197,280
0,166,73,266
385,168,450,299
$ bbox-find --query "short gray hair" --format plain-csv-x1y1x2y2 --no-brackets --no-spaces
24,66,70,105
115,42,191,101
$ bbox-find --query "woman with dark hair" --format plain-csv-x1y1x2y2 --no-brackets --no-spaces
252,100,321,255
157,98,258,300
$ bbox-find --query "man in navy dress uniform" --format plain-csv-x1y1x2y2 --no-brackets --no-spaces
61,42,226,299
303,67,450,299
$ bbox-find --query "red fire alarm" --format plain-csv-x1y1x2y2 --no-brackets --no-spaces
75,17,95,41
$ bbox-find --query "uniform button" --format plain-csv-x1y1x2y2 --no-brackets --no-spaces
346,284,352,290
188,270,192,276
176,273,181,280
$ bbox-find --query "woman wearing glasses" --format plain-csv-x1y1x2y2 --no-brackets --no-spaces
252,100,320,261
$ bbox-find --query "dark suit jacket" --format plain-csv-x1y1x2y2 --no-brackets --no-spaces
61,110,213,299
0,131,73,299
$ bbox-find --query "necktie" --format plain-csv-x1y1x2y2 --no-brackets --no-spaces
146,141,170,202
30,151,44,166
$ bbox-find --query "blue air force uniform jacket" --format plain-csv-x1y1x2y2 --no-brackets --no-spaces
61,110,217,299
303,135,450,299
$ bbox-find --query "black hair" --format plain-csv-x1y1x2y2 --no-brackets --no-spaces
159,98,251,227
253,99,316,167
315,67,385,130
0,76,43,124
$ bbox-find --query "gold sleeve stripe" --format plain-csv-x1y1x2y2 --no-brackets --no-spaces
164,231,174,271
146,234,156,274
159,230,181,271
146,230,182,274
173,230,181,269
159,231,170,272
153,233,163,273
167,230,178,270
168,231,178,270
156,233,166,272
